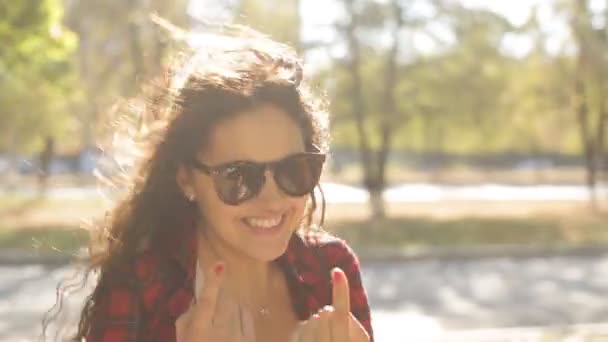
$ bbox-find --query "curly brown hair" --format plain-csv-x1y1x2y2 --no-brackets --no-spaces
42,26,330,341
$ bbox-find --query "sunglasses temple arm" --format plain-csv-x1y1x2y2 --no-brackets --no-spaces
191,159,213,174
316,184,326,227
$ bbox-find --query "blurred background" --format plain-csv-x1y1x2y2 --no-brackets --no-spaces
1,0,608,341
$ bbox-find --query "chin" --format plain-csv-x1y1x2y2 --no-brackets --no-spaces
248,234,292,262
254,228,296,262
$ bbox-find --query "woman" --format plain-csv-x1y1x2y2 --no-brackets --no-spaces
66,28,373,342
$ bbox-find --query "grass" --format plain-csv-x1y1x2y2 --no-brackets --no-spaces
1,218,599,254
1,168,603,260
2,214,604,254
0,195,103,252
324,201,608,252
328,216,608,252
1,193,606,254
0,226,89,252
323,164,588,186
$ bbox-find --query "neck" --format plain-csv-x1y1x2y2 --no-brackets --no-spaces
196,227,276,308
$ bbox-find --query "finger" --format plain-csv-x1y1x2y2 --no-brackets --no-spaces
240,305,256,342
331,268,351,313
349,313,370,341
331,268,350,341
192,262,225,325
175,311,190,342
289,321,308,342
318,306,333,342
300,315,320,342
289,328,299,342
213,290,240,331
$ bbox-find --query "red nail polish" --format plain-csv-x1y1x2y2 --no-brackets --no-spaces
332,269,343,283
214,263,225,275
312,314,320,320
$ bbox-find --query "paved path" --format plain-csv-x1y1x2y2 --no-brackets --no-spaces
1,253,608,341
363,254,608,341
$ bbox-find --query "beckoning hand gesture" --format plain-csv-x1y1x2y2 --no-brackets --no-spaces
290,267,370,342
176,262,256,342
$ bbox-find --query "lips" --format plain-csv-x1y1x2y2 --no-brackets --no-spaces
244,215,282,229
242,214,286,236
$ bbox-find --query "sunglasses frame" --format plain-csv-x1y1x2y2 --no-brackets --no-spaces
189,146,326,205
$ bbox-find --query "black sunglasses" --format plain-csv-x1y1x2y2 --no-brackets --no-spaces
189,148,326,205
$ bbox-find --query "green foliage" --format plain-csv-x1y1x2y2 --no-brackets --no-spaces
237,0,301,49
0,0,77,153
319,1,589,155
50,0,190,151
2,0,605,162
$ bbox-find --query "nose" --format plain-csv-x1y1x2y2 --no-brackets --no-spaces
255,169,287,206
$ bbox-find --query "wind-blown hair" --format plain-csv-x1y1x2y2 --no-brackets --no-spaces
42,25,330,341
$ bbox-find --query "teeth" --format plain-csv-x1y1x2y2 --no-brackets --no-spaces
245,216,282,229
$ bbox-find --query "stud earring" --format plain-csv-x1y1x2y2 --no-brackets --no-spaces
187,192,196,202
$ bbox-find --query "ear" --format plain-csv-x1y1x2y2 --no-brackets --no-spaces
176,164,194,196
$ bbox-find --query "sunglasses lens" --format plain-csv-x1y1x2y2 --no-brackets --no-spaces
214,164,263,205
275,154,325,196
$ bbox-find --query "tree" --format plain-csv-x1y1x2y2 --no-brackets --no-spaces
326,0,414,218
566,0,608,207
63,0,190,150
237,0,302,51
0,0,77,154
326,0,513,217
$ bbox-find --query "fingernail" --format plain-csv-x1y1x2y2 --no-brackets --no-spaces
312,314,320,320
332,268,343,283
214,263,225,275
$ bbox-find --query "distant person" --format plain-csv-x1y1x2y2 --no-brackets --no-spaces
46,26,373,342
38,136,54,195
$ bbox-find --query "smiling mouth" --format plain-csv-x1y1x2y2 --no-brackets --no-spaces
242,214,286,234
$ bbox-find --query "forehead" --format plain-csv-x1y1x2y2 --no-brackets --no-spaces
201,103,306,164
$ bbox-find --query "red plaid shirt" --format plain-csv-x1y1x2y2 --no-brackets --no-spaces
87,228,373,341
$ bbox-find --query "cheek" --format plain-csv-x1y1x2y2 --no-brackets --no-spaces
289,196,309,223
197,197,246,241
193,179,236,225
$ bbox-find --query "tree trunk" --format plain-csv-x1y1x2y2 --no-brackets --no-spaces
342,0,377,216
344,1,372,177
576,68,598,207
597,104,607,204
373,0,406,219
369,186,385,220
573,0,599,208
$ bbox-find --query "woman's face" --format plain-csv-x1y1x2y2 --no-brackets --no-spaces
178,103,310,262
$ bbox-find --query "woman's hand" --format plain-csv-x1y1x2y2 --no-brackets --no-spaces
290,268,370,342
176,262,256,342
